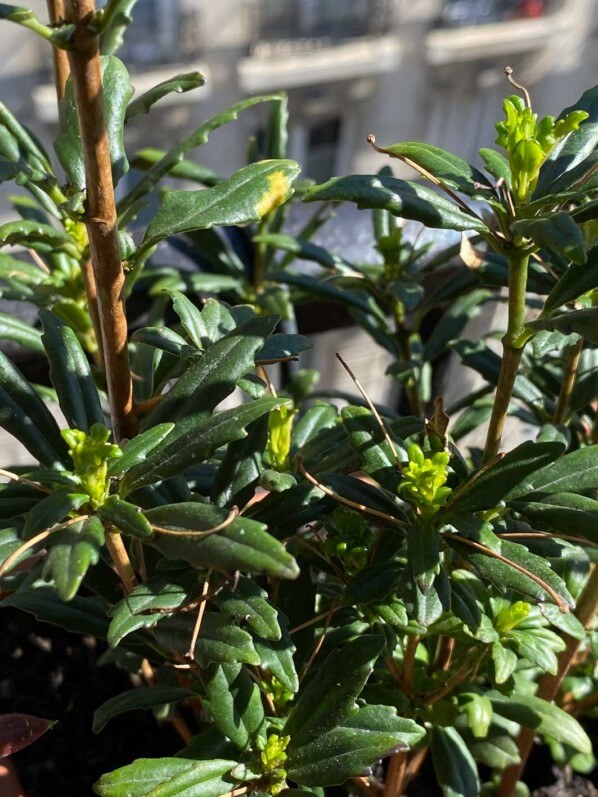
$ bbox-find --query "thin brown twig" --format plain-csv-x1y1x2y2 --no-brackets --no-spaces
452,534,569,613
336,352,404,470
151,507,239,537
384,751,408,797
300,603,337,681
553,338,584,424
498,530,598,549
504,66,532,108
0,515,88,578
290,607,339,635
186,571,211,659
297,457,407,529
0,468,51,493
402,635,419,697
104,529,137,593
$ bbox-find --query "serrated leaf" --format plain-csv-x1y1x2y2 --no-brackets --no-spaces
40,310,103,432
284,636,384,748
287,704,424,786
489,692,592,754
146,502,298,580
55,56,133,190
214,577,280,641
303,174,490,233
138,160,300,257
144,314,279,429
504,628,564,675
45,516,104,601
0,219,78,256
155,612,260,667
491,641,518,684
126,72,205,120
202,663,265,750
98,0,138,55
93,757,238,797
122,397,286,491
93,687,196,734
432,726,480,797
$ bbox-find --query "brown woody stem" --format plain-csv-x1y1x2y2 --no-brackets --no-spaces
46,0,70,100
384,751,408,797
63,0,137,442
498,565,598,796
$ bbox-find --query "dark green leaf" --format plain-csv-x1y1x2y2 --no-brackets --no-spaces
98,495,153,539
131,147,221,186
23,487,88,538
107,572,198,647
144,314,279,429
479,148,511,185
93,757,238,797
511,214,586,265
211,415,268,508
379,141,487,196
0,220,78,257
543,245,598,314
253,232,356,274
340,406,403,493
0,252,46,284
45,516,104,601
284,635,384,749
40,310,103,432
408,523,441,595
505,628,564,674
98,0,138,55
271,269,382,317
155,612,260,666
171,291,206,350
130,326,192,358
1,587,109,638
137,160,300,257
252,613,298,693
55,56,133,190
126,72,205,120
491,641,518,684
490,691,592,754
528,307,598,345
146,502,298,580
344,562,404,607
287,704,424,786
214,577,280,641
255,333,312,365
512,493,598,546
202,663,265,749
0,5,74,47
303,175,489,233
0,313,43,351
470,733,520,770
123,397,286,491
107,423,175,478
432,726,480,797
506,445,598,498
423,290,491,362
93,687,196,734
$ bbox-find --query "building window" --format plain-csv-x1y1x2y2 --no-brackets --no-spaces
306,118,341,183
439,0,561,27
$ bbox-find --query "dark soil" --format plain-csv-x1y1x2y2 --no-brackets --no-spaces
533,772,598,796
0,607,181,796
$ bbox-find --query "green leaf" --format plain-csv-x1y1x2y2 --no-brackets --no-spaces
506,445,598,498
155,612,260,667
408,523,441,595
490,692,592,754
55,56,134,190
344,562,404,607
40,310,103,433
447,440,562,513
202,663,265,750
0,4,74,47
253,232,357,274
171,291,207,350
98,495,153,539
23,487,88,538
504,628,564,675
0,220,78,257
107,423,175,478
446,525,574,609
423,290,491,362
214,577,280,641
130,326,192,358
471,733,520,770
479,148,511,186
122,397,287,491
131,147,220,186
271,269,383,317
0,252,46,284
535,85,598,197
119,93,287,220
45,516,104,601
252,613,298,693
107,572,198,647
98,0,138,55
126,72,205,120
146,503,299,580
137,159,300,258
93,687,196,734
491,641,518,684
543,244,598,313
432,726,480,797
2,587,109,638
255,333,312,365
528,307,598,345
378,141,487,196
511,493,598,546
340,405,403,494
303,175,490,233
211,415,269,508
144,314,279,429
0,313,43,351
284,636,384,749
511,213,586,265
93,757,238,797
287,704,424,786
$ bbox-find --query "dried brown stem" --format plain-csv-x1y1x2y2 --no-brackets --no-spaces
402,635,419,697
186,571,211,659
553,338,583,424
46,0,70,100
63,0,136,442
384,751,408,797
0,515,88,578
151,507,239,537
104,529,137,593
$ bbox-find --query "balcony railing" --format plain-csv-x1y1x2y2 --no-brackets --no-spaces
436,0,563,28
249,0,393,56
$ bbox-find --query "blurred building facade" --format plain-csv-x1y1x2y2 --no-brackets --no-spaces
0,0,596,203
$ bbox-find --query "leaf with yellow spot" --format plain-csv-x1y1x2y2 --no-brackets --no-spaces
135,159,300,262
